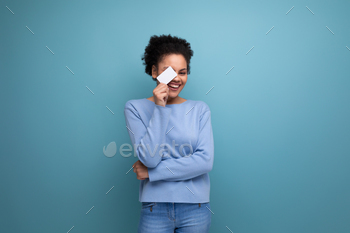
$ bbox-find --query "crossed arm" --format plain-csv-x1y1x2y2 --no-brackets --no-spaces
124,101,214,182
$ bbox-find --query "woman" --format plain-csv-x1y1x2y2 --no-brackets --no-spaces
124,34,214,233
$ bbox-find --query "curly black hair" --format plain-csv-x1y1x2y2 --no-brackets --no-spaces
141,34,194,81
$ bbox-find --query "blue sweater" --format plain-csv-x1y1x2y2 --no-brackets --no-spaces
124,98,214,203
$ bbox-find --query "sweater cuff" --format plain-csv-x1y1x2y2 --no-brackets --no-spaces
148,166,158,182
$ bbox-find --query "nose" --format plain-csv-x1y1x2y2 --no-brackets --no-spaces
171,77,181,82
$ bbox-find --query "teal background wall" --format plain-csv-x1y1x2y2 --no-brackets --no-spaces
1,0,349,232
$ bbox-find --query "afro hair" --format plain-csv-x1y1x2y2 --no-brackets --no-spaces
141,34,194,81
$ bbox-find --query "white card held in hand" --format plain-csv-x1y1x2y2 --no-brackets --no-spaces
156,66,177,84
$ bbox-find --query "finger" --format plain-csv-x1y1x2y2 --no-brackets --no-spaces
156,83,168,92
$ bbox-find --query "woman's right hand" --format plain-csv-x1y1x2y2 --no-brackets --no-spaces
153,83,169,107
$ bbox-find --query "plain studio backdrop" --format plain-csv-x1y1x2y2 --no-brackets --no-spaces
0,0,349,232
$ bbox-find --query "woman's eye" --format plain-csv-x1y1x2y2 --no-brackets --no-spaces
180,73,186,75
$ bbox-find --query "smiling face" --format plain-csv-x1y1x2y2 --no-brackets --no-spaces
152,53,188,104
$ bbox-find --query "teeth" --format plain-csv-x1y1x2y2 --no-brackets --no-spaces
169,85,179,88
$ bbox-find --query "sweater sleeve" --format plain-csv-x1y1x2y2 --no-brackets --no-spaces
147,109,214,182
124,101,173,168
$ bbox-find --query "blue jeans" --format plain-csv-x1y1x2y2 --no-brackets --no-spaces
138,202,212,233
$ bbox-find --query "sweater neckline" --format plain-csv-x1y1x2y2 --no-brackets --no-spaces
144,98,189,106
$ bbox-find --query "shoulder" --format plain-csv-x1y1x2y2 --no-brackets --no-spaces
189,100,211,114
124,98,146,110
124,99,149,118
